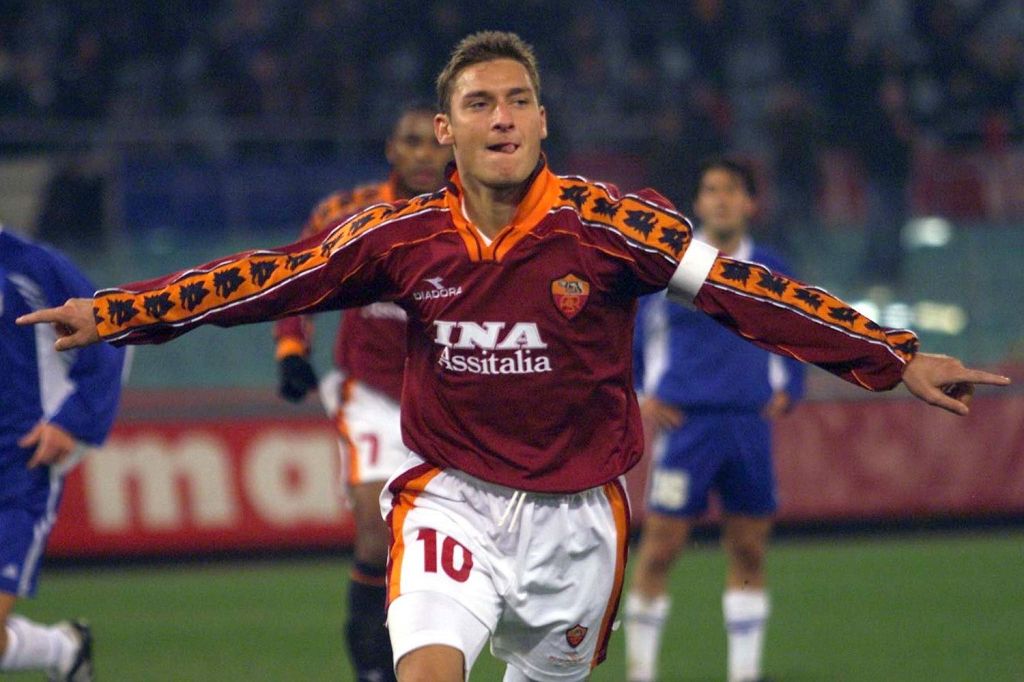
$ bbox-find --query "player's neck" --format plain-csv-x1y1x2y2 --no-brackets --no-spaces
704,228,745,256
460,178,525,239
393,182,414,201
393,178,426,202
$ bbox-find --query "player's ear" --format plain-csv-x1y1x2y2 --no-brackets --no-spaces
539,105,548,140
435,113,454,146
742,193,757,220
385,135,396,164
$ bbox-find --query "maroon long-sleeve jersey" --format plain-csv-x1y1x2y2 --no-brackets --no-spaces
92,161,918,493
273,177,406,401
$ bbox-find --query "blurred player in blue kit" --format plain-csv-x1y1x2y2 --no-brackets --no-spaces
0,227,125,681
626,159,804,682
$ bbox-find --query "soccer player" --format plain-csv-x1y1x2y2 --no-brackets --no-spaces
625,158,805,682
1,227,125,681
17,32,1010,682
273,101,450,682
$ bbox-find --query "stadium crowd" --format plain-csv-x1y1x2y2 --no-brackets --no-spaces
1,1,1019,144
2,0,1022,278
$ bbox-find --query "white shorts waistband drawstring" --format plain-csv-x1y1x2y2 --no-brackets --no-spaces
496,489,527,534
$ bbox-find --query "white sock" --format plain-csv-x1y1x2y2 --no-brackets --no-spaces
0,615,77,673
723,589,769,682
624,591,671,682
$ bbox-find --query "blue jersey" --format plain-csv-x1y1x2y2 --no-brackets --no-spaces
1,228,125,596
1,228,125,459
634,236,805,412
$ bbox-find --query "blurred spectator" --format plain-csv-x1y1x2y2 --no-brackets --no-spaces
855,72,915,287
644,98,726,212
53,29,111,119
34,156,107,249
766,81,822,257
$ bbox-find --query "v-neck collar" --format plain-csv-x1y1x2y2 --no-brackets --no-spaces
444,158,560,262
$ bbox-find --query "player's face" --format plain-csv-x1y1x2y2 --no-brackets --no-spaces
693,168,755,241
435,58,547,191
386,111,452,197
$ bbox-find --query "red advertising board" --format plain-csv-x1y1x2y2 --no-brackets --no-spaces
624,395,1024,525
47,395,1024,559
772,394,1024,521
48,417,354,557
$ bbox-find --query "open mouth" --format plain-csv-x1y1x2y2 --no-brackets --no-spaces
487,143,519,154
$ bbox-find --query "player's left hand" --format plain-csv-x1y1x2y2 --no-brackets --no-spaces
901,352,1011,416
278,354,319,402
19,421,77,469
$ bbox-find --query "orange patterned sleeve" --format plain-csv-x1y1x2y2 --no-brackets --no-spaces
94,197,434,347
693,255,918,390
273,182,392,358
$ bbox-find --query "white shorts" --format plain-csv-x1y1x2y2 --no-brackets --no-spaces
319,370,406,487
381,453,631,681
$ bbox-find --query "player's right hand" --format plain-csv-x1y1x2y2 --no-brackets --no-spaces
278,354,319,402
20,421,77,469
16,297,100,350
639,396,685,441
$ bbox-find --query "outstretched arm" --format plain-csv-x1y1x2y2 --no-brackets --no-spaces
666,245,1010,416
16,199,430,349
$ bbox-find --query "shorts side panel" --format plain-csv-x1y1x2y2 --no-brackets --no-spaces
336,379,406,486
383,460,503,634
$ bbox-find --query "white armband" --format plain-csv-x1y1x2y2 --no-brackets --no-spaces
666,239,718,305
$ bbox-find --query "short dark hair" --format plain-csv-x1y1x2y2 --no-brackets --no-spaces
388,99,437,137
436,31,541,114
694,157,758,199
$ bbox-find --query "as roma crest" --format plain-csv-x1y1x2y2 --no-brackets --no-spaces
551,274,590,320
565,624,588,648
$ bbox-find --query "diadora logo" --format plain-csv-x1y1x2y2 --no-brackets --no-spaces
433,320,553,375
414,277,463,301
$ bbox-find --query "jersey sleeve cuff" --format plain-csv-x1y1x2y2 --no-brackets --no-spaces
666,239,718,304
275,337,308,360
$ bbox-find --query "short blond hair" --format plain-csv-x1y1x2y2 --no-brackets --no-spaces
436,31,541,114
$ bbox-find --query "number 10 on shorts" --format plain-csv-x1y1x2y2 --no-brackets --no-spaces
417,528,474,582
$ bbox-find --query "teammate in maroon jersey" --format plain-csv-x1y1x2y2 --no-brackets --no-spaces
19,31,1009,682
273,102,450,682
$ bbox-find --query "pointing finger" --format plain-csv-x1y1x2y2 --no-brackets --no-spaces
957,370,1011,387
15,307,66,326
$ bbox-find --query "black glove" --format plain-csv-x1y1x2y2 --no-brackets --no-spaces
278,355,318,403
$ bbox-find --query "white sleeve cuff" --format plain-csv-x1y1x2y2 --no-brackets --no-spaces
666,239,718,304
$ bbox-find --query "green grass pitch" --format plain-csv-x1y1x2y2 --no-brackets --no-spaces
10,531,1023,680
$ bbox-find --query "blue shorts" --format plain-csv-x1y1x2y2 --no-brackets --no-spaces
646,410,776,518
0,453,65,597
